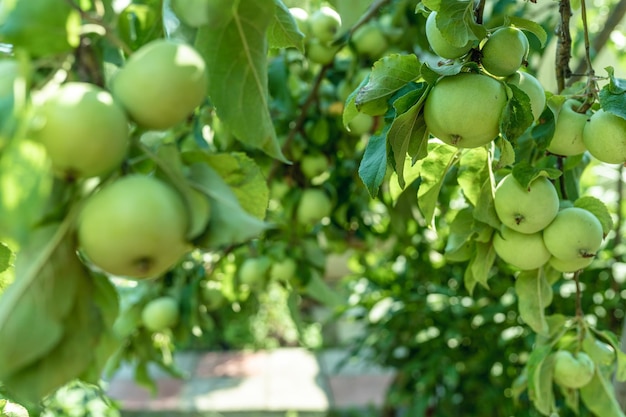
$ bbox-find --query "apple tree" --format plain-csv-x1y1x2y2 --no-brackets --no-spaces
0,0,626,416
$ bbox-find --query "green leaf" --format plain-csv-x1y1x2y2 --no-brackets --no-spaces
0,0,81,57
512,161,562,189
500,84,534,144
473,178,500,229
599,67,626,120
201,152,269,220
467,240,495,291
195,0,286,161
0,243,10,274
592,329,626,382
0,139,53,246
515,269,552,336
507,16,548,47
574,196,614,237
185,161,269,248
445,208,475,262
305,272,344,309
356,54,421,116
117,2,163,51
417,143,459,226
170,0,234,28
437,0,482,48
388,86,429,188
268,0,304,51
358,125,390,198
526,345,556,416
580,369,626,417
457,148,489,207
333,0,371,28
343,75,370,127
494,137,516,169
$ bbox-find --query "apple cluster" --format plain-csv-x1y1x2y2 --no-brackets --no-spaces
423,13,543,149
31,39,208,280
492,174,604,273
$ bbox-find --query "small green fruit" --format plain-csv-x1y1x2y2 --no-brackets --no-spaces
424,73,506,148
481,27,529,77
582,109,626,164
141,296,179,332
548,256,593,273
306,38,340,65
239,257,271,288
78,175,190,279
309,6,341,43
289,7,310,36
300,153,329,179
425,12,473,59
494,174,559,234
552,350,595,389
112,39,207,130
270,258,297,282
35,82,129,180
543,207,603,261
547,99,588,156
347,112,374,136
493,226,551,270
352,22,388,60
297,188,332,224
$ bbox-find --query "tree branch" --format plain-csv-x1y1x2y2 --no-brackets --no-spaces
555,0,573,93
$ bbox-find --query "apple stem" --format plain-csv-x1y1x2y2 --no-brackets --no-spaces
574,269,584,319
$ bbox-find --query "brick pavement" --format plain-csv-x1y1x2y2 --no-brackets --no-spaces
106,348,394,415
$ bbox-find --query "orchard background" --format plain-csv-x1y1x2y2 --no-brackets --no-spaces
1,0,626,416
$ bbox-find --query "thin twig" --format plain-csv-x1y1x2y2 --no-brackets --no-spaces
475,0,487,24
576,0,596,112
573,270,584,318
555,0,573,93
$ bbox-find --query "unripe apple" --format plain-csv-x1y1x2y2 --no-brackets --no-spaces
552,350,595,389
300,153,329,179
78,175,190,279
239,256,271,288
507,71,546,121
112,39,207,130
35,82,129,180
425,12,473,59
141,296,180,332
493,226,551,270
494,174,559,234
481,27,529,77
582,109,626,164
309,6,341,44
547,99,588,156
352,22,388,60
424,73,506,148
548,256,593,273
270,257,297,282
543,207,603,261
297,188,332,224
306,38,340,65
201,283,225,311
347,112,374,136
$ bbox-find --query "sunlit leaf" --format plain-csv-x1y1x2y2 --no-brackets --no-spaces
516,269,552,336
268,0,304,51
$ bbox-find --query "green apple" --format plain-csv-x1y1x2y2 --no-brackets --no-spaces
583,109,626,164
481,27,529,77
297,188,332,224
423,73,506,148
306,38,340,65
270,257,297,282
78,175,190,279
552,350,595,389
202,282,225,311
425,12,473,59
239,256,271,288
548,255,593,273
494,174,559,234
35,82,129,180
352,22,388,60
547,99,589,156
543,207,603,261
300,153,329,179
347,112,374,136
507,71,546,121
112,39,207,130
141,296,179,332
493,226,551,270
309,6,341,43
289,7,310,36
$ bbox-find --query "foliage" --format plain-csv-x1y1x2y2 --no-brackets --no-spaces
1,0,626,416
